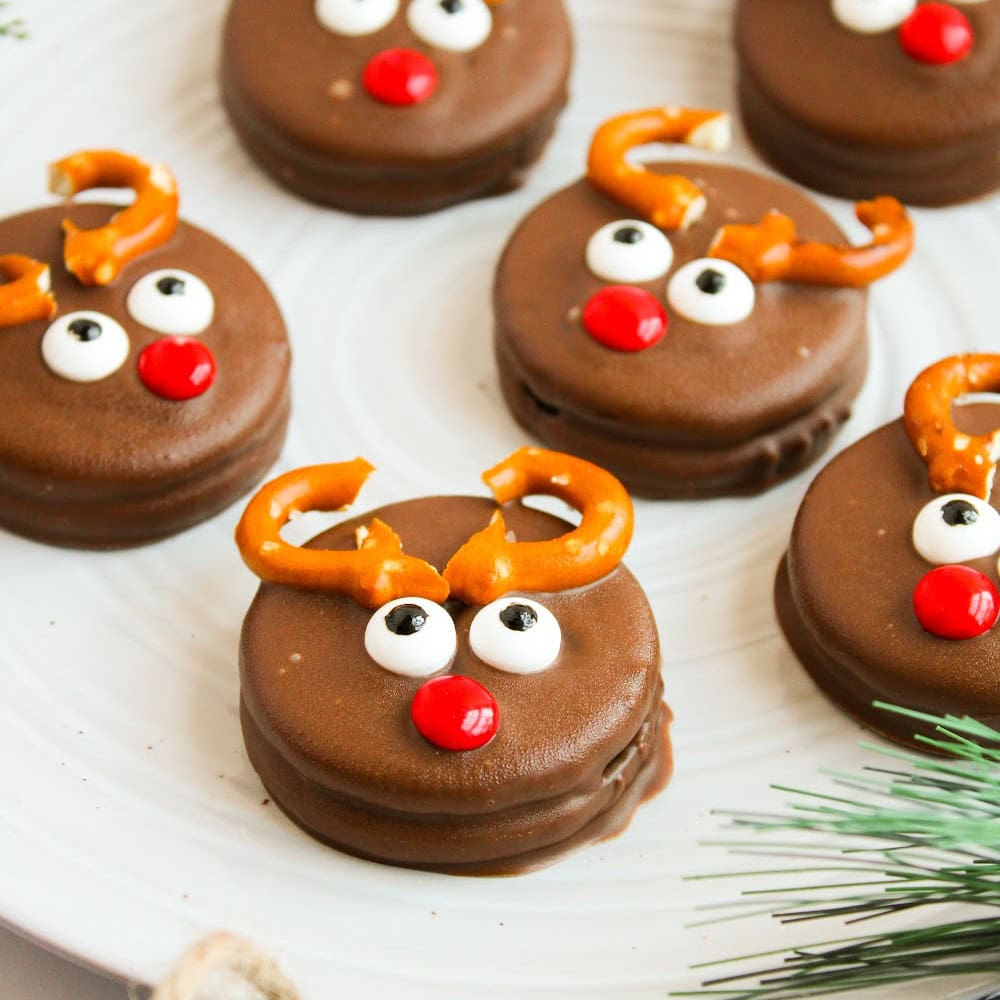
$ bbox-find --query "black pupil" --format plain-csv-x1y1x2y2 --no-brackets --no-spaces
439,0,463,12
67,318,102,342
695,268,727,295
385,603,428,636
613,226,644,245
941,499,979,527
500,603,537,632
156,276,186,296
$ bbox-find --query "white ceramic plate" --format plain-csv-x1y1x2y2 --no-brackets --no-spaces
1,1,999,997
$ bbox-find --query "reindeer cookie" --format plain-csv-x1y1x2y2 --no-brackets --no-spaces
235,448,670,874
220,0,572,215
0,150,290,548
777,356,1000,749
494,108,913,499
736,0,1000,205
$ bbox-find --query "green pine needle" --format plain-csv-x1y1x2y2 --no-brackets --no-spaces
684,705,1000,999
0,2,26,39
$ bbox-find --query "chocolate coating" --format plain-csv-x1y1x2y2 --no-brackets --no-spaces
736,0,1000,205
0,204,290,548
240,495,670,874
220,0,572,215
776,404,1000,749
495,163,869,498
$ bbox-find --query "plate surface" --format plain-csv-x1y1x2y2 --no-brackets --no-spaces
1,1,999,996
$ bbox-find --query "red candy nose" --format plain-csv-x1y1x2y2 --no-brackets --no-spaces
363,48,439,106
411,675,499,751
138,337,216,401
899,3,973,65
913,565,999,640
582,285,668,352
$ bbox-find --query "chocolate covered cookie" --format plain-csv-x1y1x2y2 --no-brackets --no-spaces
494,108,913,498
0,150,290,548
736,0,1000,206
220,0,572,215
777,355,1000,749
235,448,670,874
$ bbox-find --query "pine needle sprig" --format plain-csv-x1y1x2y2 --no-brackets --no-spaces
0,3,26,40
683,705,1000,999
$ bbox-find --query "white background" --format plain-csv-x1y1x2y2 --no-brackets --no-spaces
1,0,999,997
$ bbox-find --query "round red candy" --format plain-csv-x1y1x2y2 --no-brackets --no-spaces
411,675,499,751
138,337,216,401
899,3,973,65
913,565,999,640
582,285,668,352
362,48,439,106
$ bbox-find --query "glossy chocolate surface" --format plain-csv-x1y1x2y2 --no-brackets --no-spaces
0,204,290,547
220,0,572,214
736,0,1000,204
777,404,1000,748
240,495,670,874
495,162,868,497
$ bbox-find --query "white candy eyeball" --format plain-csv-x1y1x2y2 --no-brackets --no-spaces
831,0,916,33
469,597,561,675
667,258,755,326
365,598,457,678
586,220,674,285
407,0,492,52
315,0,399,35
41,311,129,383
912,494,1000,565
126,270,214,336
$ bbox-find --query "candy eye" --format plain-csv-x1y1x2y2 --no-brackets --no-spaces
469,597,561,675
365,598,457,677
315,0,399,35
831,0,916,32
586,220,674,284
667,258,755,326
127,270,215,336
912,493,1000,565
407,0,492,52
41,311,130,383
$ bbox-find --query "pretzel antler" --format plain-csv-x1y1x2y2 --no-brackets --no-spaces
235,460,449,609
50,150,179,287
443,448,634,606
708,196,913,287
587,107,731,231
904,354,1000,501
0,254,57,328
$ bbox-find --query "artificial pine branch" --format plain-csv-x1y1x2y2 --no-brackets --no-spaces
684,705,1000,999
0,2,26,39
